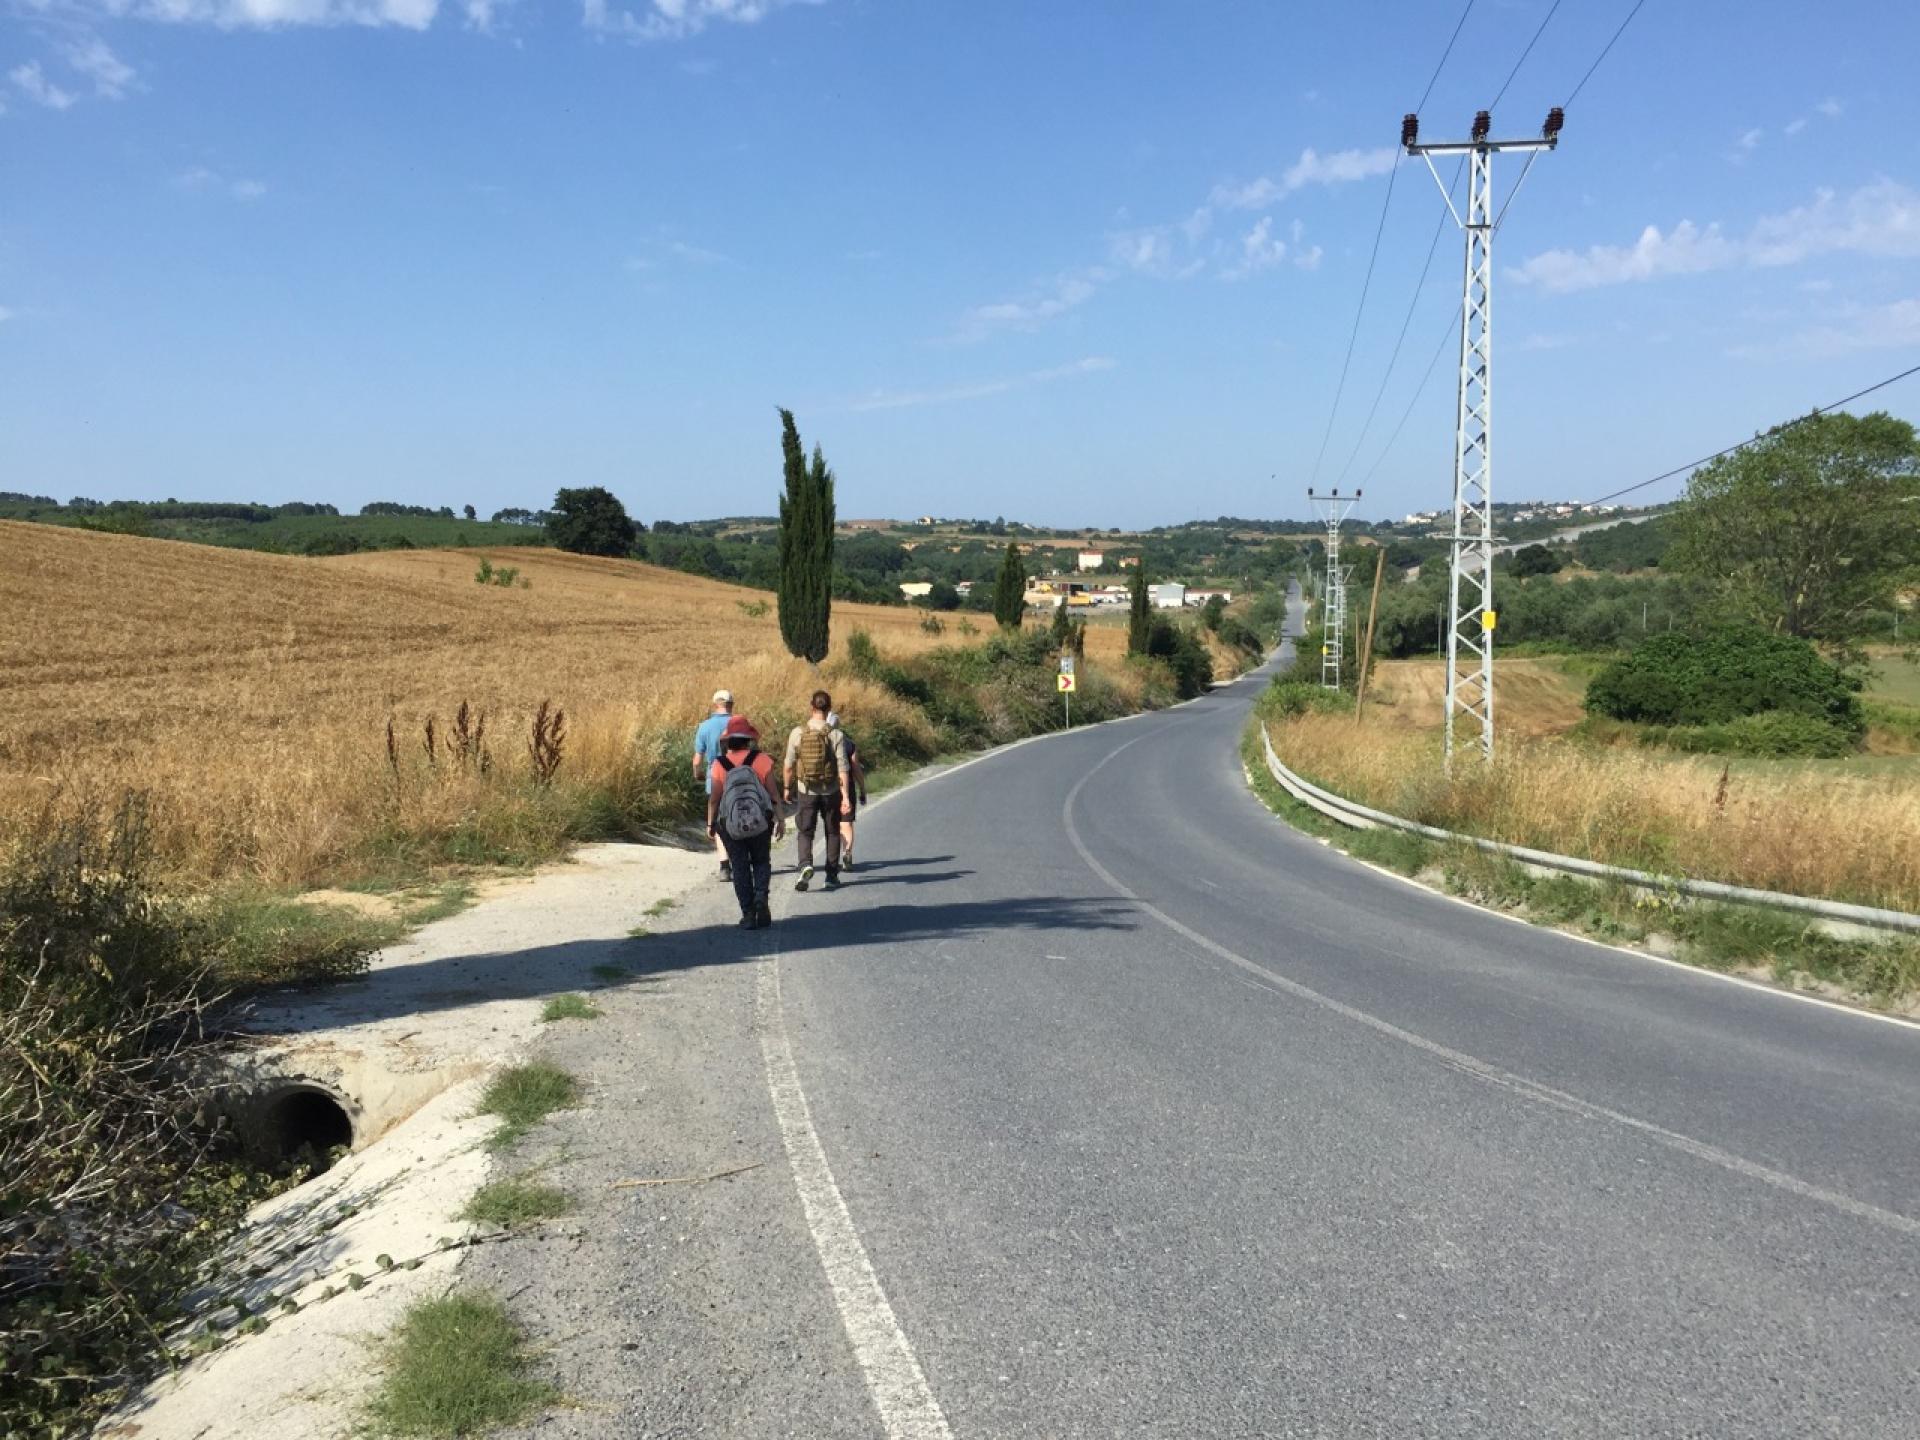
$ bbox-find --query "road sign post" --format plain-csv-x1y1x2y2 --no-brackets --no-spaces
1058,655,1075,728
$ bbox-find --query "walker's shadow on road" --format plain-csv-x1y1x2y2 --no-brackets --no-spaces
262,854,1139,1030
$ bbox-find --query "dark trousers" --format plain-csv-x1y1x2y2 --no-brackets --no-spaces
720,829,772,915
793,791,843,873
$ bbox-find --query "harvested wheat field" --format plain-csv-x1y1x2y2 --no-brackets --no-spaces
1364,657,1588,737
1272,657,1920,911
0,523,1042,885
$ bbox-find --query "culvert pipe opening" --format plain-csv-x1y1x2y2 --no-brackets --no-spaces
261,1086,355,1170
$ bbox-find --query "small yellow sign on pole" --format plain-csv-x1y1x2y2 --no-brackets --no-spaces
1057,673,1076,693
1481,609,1497,632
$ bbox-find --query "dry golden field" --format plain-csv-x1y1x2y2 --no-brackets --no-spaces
1272,656,1920,910
0,523,1171,886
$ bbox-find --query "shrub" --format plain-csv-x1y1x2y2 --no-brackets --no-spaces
1585,627,1864,736
1145,617,1213,699
1647,711,1856,758
0,796,256,1435
1257,678,1355,721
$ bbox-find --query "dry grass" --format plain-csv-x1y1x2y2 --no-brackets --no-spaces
0,523,965,885
1270,702,1920,912
1363,657,1589,737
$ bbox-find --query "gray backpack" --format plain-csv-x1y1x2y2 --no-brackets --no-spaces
717,755,773,839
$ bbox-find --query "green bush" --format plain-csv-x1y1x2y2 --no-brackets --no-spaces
1645,711,1857,758
0,797,274,1436
1145,617,1213,699
1257,678,1355,721
1585,626,1863,736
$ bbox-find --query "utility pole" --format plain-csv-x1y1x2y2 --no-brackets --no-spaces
1306,487,1360,689
1403,107,1562,764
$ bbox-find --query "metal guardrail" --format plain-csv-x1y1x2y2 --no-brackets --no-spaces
1259,724,1920,938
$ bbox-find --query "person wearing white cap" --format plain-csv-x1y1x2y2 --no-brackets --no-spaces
693,688,736,879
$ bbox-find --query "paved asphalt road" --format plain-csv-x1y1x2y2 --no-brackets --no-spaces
481,587,1920,1439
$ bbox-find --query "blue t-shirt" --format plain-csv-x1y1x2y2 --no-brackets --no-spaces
694,713,731,793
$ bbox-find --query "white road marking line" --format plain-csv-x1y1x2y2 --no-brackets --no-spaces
1064,734,1920,1241
1235,760,1920,1033
755,955,953,1440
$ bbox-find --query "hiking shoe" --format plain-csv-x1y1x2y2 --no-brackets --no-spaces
754,901,772,928
823,869,841,890
795,864,814,893
737,911,755,929
719,861,732,881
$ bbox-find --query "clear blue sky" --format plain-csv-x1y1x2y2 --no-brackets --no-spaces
3,0,1917,527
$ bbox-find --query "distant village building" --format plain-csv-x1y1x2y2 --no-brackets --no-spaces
1151,583,1187,610
1077,550,1105,571
1185,588,1233,607
1117,555,1140,569
898,581,934,600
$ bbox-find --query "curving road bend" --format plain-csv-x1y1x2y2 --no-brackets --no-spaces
486,586,1920,1439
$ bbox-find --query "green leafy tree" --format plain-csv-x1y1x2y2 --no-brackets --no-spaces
1509,543,1564,578
992,542,1026,629
1127,563,1151,655
1668,411,1920,642
1199,593,1227,631
546,487,638,557
777,410,836,663
1049,595,1073,647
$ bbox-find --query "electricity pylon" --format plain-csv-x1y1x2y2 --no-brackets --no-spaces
1403,107,1561,763
1307,487,1359,689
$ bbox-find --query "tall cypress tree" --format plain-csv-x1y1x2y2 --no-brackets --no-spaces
777,410,836,663
1127,562,1151,655
992,541,1026,629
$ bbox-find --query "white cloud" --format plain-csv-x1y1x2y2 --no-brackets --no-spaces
1816,97,1843,118
583,0,824,42
1784,117,1807,137
1731,126,1763,160
1221,217,1288,281
64,37,135,98
1733,298,1920,359
1292,244,1323,272
950,271,1105,342
1511,180,1920,292
1209,146,1397,213
175,166,267,200
11,62,76,110
1745,181,1920,266
844,356,1114,413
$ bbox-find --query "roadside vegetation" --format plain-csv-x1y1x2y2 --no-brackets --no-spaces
0,799,348,1438
475,1063,580,1151
363,1292,555,1437
1240,725,1920,1011
1266,409,1918,917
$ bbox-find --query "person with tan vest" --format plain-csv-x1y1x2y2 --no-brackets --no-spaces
783,689,851,892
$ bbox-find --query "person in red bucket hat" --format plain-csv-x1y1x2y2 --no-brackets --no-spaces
704,715,785,928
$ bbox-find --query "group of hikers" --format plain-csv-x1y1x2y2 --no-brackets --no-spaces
692,687,870,930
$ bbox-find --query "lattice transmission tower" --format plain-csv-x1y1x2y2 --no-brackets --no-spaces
1402,107,1561,763
1307,487,1360,689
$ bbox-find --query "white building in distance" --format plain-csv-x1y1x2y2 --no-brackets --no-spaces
1077,550,1105,571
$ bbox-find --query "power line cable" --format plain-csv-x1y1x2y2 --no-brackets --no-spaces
1566,0,1648,106
1334,161,1466,485
1359,307,1460,491
1582,362,1920,508
1304,0,1475,490
1491,0,1566,109
1307,157,1401,488
1417,0,1478,112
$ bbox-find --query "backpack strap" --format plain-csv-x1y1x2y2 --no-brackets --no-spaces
717,754,737,772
